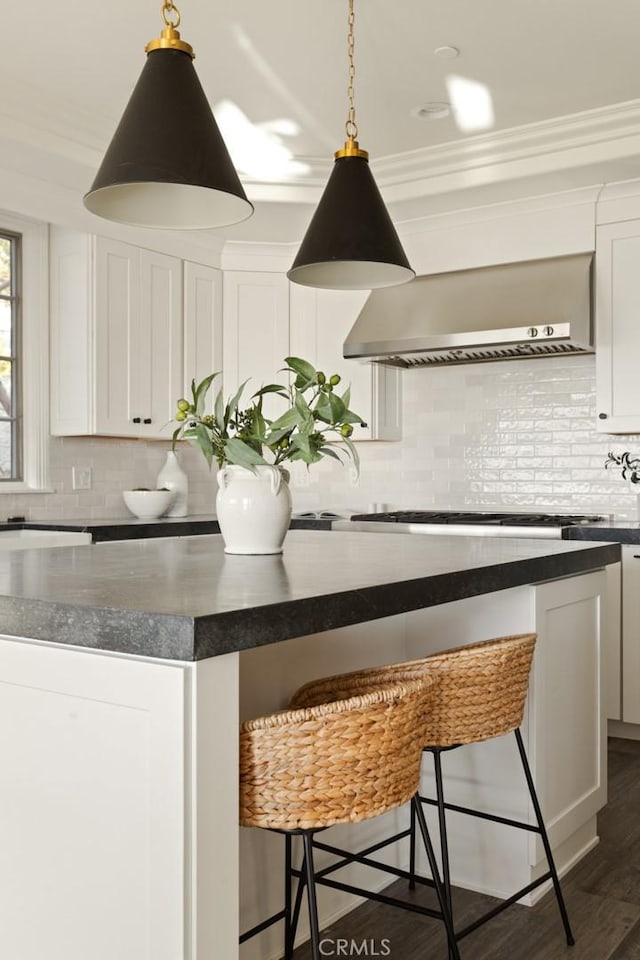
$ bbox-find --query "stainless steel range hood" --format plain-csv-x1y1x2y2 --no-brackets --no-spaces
343,252,593,367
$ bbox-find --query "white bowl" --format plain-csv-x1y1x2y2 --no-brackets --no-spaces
122,489,174,520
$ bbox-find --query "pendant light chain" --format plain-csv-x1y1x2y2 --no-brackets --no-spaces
161,0,181,28
287,0,415,289
345,0,359,141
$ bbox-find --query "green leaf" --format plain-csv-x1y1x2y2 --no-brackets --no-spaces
171,426,183,451
251,383,288,399
186,423,214,468
342,409,365,424
248,407,268,446
265,427,292,446
226,379,250,422
317,446,343,463
269,406,302,433
284,357,317,381
342,435,360,477
194,373,219,415
224,438,268,469
294,390,314,427
312,393,333,422
327,392,346,423
214,386,225,427
291,433,312,455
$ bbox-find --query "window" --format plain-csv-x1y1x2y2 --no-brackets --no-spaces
0,231,21,480
0,211,49,493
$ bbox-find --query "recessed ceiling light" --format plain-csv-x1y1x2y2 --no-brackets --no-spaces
411,102,451,121
434,45,460,60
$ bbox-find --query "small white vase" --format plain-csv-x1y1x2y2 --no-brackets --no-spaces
216,465,292,554
156,451,189,517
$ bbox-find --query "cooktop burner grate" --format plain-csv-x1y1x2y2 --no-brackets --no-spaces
349,511,605,527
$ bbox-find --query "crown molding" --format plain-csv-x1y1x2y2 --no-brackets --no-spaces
217,98,640,208
1,84,640,246
3,81,640,212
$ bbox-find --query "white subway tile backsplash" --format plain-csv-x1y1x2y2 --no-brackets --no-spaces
291,354,640,522
0,353,637,524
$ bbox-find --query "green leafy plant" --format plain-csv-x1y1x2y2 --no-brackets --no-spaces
604,450,640,484
170,357,366,474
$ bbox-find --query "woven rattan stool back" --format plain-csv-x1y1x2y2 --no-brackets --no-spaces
292,633,536,749
239,675,432,831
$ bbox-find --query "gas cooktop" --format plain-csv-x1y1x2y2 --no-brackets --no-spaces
349,511,605,527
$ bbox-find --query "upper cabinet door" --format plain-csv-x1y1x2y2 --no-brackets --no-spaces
183,261,223,396
138,249,182,439
93,237,140,437
222,271,289,419
289,285,402,441
94,241,182,440
50,228,183,440
596,220,640,433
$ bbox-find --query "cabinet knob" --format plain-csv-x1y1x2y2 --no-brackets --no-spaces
598,413,608,419
132,417,141,424
143,418,152,424
360,422,368,429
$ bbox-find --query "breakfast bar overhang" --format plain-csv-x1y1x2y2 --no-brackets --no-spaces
0,531,621,960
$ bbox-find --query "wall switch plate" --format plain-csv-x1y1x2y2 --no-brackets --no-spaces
72,466,92,491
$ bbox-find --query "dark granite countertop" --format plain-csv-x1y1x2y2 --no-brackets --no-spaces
563,522,640,544
7,514,332,541
0,530,619,661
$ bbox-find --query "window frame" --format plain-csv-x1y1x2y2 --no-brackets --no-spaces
0,211,49,493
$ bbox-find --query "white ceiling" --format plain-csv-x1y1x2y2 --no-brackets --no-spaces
4,0,640,242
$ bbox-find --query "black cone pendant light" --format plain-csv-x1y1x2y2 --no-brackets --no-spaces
287,0,414,290
83,1,253,230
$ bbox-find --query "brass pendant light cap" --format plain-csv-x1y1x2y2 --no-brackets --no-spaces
335,139,369,160
146,25,194,59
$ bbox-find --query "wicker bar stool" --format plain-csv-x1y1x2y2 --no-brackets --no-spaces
290,633,575,954
239,672,461,960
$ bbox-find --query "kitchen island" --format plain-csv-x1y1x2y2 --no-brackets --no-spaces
0,531,620,960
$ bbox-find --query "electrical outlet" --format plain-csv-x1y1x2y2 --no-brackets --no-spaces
72,466,92,491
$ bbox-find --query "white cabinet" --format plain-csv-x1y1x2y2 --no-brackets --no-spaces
621,544,640,723
222,271,289,418
183,260,223,390
0,633,240,960
0,637,187,960
595,219,640,433
289,284,402,440
51,230,183,439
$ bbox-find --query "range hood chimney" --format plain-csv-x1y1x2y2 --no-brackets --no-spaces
343,253,593,367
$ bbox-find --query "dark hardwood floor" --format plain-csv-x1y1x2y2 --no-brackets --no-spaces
292,738,640,960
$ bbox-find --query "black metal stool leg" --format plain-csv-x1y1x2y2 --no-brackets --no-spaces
302,832,322,960
409,794,417,890
433,748,456,960
284,833,294,960
514,728,575,946
412,795,462,960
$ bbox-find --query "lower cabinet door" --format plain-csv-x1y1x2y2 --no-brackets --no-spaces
0,638,186,960
622,544,640,723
